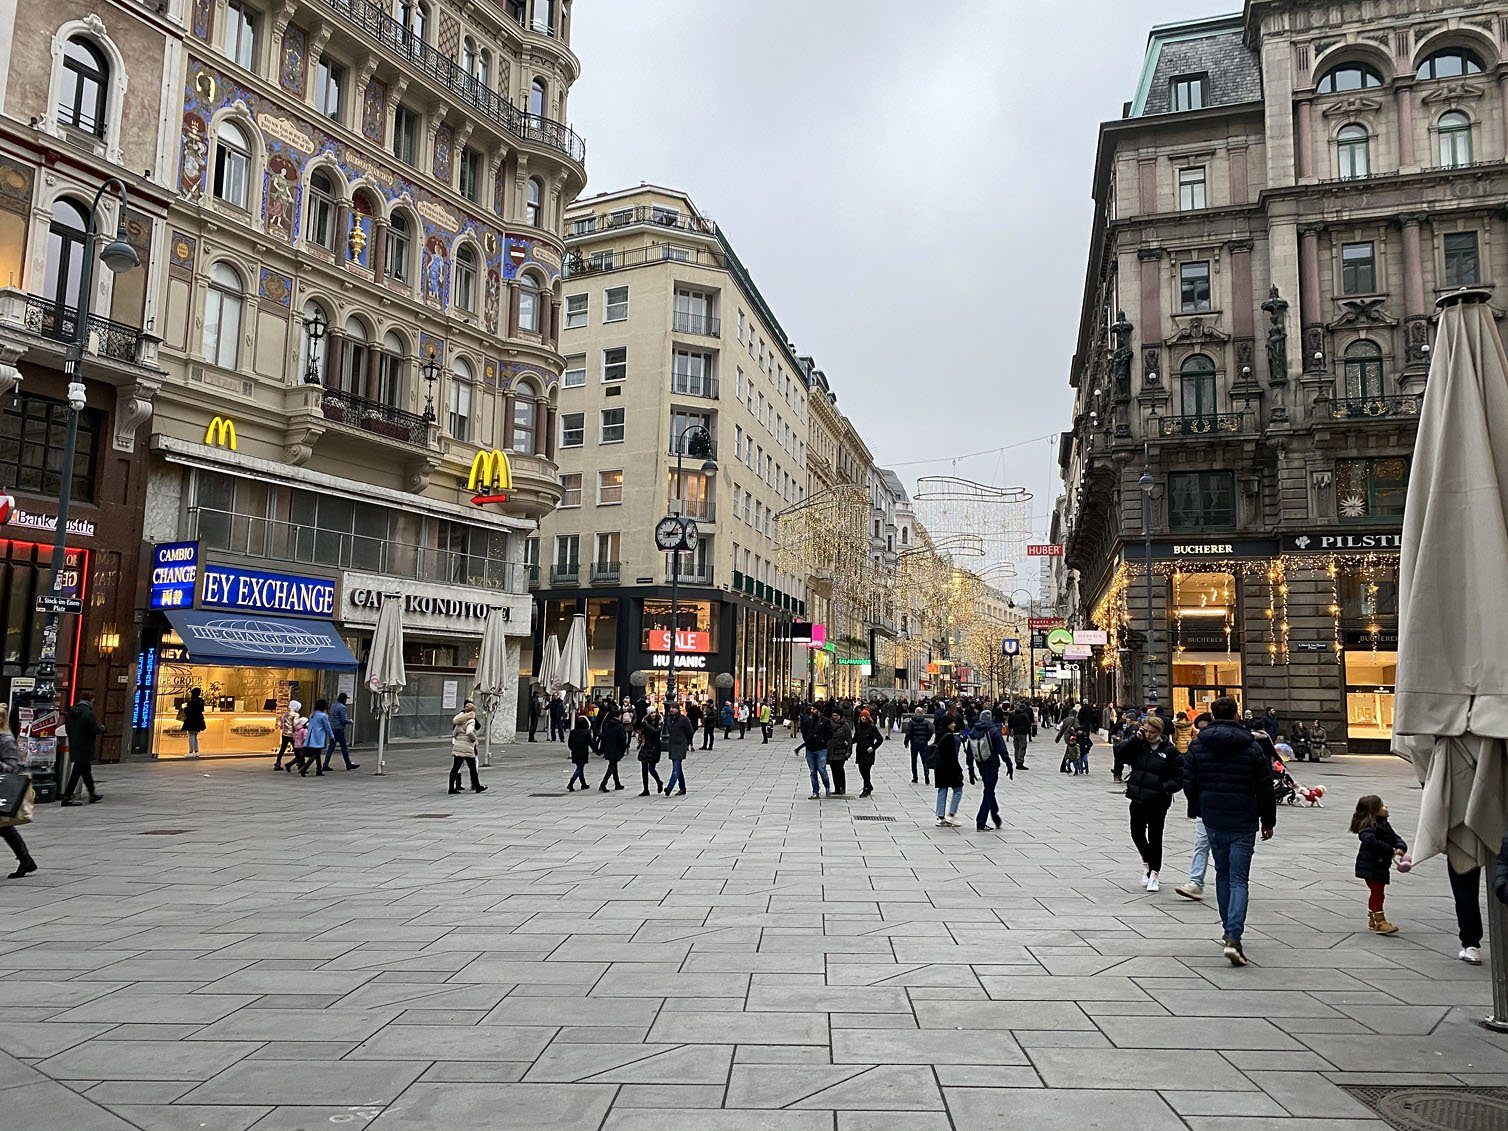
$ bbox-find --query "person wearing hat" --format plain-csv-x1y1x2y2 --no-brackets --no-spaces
449,698,486,794
273,699,303,770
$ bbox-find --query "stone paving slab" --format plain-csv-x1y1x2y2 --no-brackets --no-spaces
2,736,1505,1128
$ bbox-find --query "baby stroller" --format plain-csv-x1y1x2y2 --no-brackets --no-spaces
1271,749,1298,807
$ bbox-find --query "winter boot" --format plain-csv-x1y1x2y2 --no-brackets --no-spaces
1367,910,1399,935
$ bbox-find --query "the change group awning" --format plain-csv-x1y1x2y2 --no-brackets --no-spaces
164,610,359,671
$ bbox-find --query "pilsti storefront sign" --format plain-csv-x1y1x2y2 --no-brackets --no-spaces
1281,530,1403,553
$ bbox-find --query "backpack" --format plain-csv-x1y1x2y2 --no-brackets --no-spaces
965,735,990,764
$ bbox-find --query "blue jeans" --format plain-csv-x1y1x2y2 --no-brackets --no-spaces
935,786,962,818
1075,751,1088,774
569,763,587,788
976,758,1000,828
805,748,830,794
1189,818,1210,886
666,759,685,793
323,728,353,769
1206,826,1256,941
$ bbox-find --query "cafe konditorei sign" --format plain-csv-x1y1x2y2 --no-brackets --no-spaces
347,588,505,623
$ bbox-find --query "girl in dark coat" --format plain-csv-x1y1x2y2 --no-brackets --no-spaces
1114,715,1183,892
599,711,629,791
931,717,965,827
1350,794,1407,934
827,711,854,796
566,716,596,792
182,688,207,757
636,716,663,795
854,711,884,797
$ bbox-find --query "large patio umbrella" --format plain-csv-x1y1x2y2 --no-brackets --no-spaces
364,593,406,777
538,633,561,695
473,606,508,767
557,613,590,706
1394,288,1508,1030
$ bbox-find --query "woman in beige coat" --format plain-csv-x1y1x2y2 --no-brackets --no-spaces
448,699,486,794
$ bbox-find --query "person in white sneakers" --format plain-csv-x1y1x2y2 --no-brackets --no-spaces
1175,712,1215,901
931,716,965,827
1113,714,1182,893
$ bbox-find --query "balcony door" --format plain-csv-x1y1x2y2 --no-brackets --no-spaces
43,198,90,314
1179,355,1217,416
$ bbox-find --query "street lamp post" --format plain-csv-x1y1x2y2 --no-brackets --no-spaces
31,179,140,794
1139,443,1159,709
658,425,715,746
1009,588,1034,700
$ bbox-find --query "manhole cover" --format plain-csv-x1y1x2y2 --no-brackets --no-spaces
853,815,896,822
139,829,192,835
409,813,452,819
1342,1085,1508,1131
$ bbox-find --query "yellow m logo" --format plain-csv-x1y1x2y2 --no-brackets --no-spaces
467,449,513,492
205,416,238,450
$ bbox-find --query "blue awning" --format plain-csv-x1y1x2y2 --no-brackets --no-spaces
165,610,359,671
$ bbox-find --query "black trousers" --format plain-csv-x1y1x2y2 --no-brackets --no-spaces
449,756,482,792
528,714,539,741
600,759,623,789
910,743,930,782
1449,862,1483,948
274,734,296,767
549,718,566,741
63,760,96,799
293,747,325,775
640,761,662,792
1128,800,1169,873
830,762,847,793
702,727,715,750
857,761,874,792
1,825,30,864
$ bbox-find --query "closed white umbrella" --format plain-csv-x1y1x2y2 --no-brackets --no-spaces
473,606,508,767
1395,288,1508,1030
558,613,590,704
364,593,406,777
538,633,561,695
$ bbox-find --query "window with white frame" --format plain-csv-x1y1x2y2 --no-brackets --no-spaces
448,360,473,440
1178,166,1206,210
563,354,586,388
224,0,258,69
597,469,623,505
599,407,625,443
564,293,587,328
560,411,584,447
213,120,252,207
559,473,582,507
604,286,628,322
512,397,536,454
602,346,627,383
672,349,715,397
202,262,244,368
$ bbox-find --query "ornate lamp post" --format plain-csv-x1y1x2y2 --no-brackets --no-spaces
656,425,715,745
301,307,328,384
1139,446,1159,709
420,353,440,422
1009,588,1034,699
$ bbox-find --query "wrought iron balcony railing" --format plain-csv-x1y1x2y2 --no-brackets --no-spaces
321,385,432,447
672,311,721,336
317,0,585,165
572,205,716,236
551,564,580,585
591,561,621,584
1328,393,1422,421
1157,412,1247,438
22,295,144,364
563,244,723,278
669,375,719,400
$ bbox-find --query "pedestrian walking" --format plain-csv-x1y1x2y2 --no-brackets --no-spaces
905,707,933,784
566,715,595,791
548,694,567,742
964,709,1011,831
1175,712,1216,901
720,700,734,740
1007,700,1034,770
527,689,543,742
664,704,693,795
1351,794,1408,935
759,701,774,743
323,691,359,771
181,687,207,757
797,707,832,799
854,709,884,797
737,700,750,739
701,701,717,750
1182,696,1277,966
0,704,37,879
599,710,629,792
636,714,664,795
1171,712,1193,754
60,693,105,806
932,716,965,827
294,699,332,777
273,699,302,770
827,708,853,796
447,698,486,794
1114,715,1183,892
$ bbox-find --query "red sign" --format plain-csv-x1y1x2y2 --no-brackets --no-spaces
1027,544,1064,557
470,491,509,506
647,629,711,654
1028,617,1063,630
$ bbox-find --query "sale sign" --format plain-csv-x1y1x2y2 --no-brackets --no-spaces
646,629,712,654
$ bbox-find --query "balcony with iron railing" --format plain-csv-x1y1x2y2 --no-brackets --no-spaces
1156,411,1250,438
591,560,621,584
0,291,153,367
321,385,434,448
665,561,713,586
563,244,723,279
570,205,717,237
315,0,585,166
551,563,581,585
526,562,540,587
669,374,719,401
672,311,721,337
1327,393,1422,421
188,506,529,593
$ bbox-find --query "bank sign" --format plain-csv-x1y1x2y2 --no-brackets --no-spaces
201,565,336,618
149,542,199,610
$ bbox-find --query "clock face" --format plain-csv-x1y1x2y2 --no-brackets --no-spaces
682,521,700,550
655,516,684,551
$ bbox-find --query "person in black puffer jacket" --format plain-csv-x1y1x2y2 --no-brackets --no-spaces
598,710,630,793
905,708,934,785
1183,696,1277,967
1350,794,1407,935
1114,715,1182,892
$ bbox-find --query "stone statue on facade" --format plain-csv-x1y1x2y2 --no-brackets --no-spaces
1262,285,1289,386
1109,310,1133,396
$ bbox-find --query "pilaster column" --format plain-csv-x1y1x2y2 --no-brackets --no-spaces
533,397,549,457
502,392,515,450
1136,248,1162,390
334,200,351,259
549,298,562,348
544,404,556,460
537,292,552,340
370,218,387,279
1395,83,1417,169
1298,223,1325,374
507,281,520,337
1399,212,1431,378
1498,72,1508,160
1295,100,1314,179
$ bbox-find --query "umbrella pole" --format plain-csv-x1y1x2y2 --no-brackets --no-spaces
375,708,387,777
1485,887,1508,1032
482,708,492,768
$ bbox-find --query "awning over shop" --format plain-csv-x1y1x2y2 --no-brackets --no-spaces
164,610,358,671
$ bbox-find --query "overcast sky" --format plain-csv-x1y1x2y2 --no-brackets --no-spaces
569,0,1227,543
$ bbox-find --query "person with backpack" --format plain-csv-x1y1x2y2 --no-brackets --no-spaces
905,707,934,785
964,709,1012,831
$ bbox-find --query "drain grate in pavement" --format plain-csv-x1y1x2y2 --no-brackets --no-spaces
139,829,193,835
853,815,897,822
409,813,452,819
1341,1085,1508,1131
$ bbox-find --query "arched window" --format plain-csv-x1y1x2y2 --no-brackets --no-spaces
526,177,543,227
476,47,491,88
1337,123,1370,179
518,272,541,332
461,36,477,76
1179,355,1217,417
340,316,370,394
213,120,252,207
203,262,244,369
1438,111,1472,167
900,527,909,546
1343,340,1384,401
306,169,337,250
529,78,547,119
300,299,331,381
533,0,554,35
511,388,536,454
453,245,478,312
449,357,473,440
385,211,411,284
58,36,108,137
398,0,428,48
43,198,90,313
1317,62,1384,93
379,330,406,405
1417,49,1484,80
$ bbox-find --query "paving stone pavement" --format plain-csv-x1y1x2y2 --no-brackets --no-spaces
1,733,1504,1130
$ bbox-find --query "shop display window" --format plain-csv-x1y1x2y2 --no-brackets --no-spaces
153,659,313,758
1344,650,1396,742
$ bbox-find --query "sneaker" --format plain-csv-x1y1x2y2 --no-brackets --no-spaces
809,793,820,800
1140,869,1151,888
945,816,961,827
1460,946,1483,965
1146,874,1160,893
1175,882,1204,901
1222,936,1248,966
935,817,949,827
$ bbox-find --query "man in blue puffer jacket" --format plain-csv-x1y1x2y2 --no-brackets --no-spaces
1183,695,1276,967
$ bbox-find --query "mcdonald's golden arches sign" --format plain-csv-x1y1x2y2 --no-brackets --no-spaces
205,416,237,450
467,449,513,505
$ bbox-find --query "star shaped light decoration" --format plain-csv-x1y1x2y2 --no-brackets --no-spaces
1339,494,1368,518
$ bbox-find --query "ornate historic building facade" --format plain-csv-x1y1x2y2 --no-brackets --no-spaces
1060,0,1508,752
